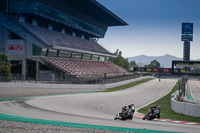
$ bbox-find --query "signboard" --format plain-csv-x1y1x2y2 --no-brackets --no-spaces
8,44,23,50
182,23,193,34
172,60,200,75
163,68,169,73
152,68,158,72
181,69,186,73
181,34,193,41
147,68,152,72
7,39,24,56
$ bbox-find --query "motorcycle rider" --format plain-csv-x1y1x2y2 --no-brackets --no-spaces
143,104,160,120
151,104,160,118
121,106,128,112
121,104,135,120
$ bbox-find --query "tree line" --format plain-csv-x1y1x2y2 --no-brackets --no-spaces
109,50,161,71
0,53,12,81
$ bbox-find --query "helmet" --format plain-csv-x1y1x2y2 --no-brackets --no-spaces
128,105,132,109
131,104,134,106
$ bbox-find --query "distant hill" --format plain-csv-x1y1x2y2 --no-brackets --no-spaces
127,54,182,68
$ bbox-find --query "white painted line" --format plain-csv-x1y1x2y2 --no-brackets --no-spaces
159,120,168,122
0,101,12,104
172,121,182,123
195,80,200,88
136,81,177,111
185,122,197,125
189,80,196,101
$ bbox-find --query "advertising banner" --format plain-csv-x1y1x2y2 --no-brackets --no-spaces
182,23,193,34
7,39,24,56
152,68,158,72
181,69,186,73
181,34,193,41
163,68,169,73
147,68,152,72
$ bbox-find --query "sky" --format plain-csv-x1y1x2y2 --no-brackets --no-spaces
96,0,200,60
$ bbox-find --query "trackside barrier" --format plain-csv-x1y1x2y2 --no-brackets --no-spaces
171,96,200,117
0,76,153,90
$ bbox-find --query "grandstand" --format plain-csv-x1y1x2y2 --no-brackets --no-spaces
0,0,128,82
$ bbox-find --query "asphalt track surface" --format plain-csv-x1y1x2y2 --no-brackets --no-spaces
1,79,200,133
189,80,200,102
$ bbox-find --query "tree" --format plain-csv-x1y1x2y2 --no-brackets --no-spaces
0,53,12,81
129,61,137,67
145,60,160,68
0,53,11,67
109,50,130,71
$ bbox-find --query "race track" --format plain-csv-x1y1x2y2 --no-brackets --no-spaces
1,79,200,133
189,80,200,102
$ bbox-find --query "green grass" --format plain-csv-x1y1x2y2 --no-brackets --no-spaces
138,80,200,123
100,78,154,92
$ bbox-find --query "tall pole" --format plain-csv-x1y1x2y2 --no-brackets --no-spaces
183,41,190,61
7,0,9,19
181,23,193,61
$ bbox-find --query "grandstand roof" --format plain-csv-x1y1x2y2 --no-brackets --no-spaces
63,0,128,26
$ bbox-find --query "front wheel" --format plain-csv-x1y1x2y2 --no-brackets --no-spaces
148,114,152,120
157,114,160,119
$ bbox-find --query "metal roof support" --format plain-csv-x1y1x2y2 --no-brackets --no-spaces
15,0,26,21
6,0,8,19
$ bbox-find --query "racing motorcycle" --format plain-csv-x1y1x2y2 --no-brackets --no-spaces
114,105,135,120
143,105,160,120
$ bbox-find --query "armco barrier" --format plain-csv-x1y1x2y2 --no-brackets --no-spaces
171,96,200,117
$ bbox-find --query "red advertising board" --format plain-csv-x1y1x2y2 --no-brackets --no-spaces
163,68,169,73
152,68,158,72
8,44,23,50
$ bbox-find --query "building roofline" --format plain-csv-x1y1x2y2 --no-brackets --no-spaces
91,0,128,26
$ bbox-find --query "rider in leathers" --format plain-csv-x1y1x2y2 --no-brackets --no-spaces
121,104,135,120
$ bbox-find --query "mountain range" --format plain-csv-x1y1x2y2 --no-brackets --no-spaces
127,54,200,68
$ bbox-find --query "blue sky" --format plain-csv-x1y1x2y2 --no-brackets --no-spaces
97,0,200,59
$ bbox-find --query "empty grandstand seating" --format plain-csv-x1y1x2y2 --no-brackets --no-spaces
41,57,127,78
18,22,109,54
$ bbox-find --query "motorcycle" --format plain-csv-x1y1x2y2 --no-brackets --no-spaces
114,105,135,120
143,106,160,120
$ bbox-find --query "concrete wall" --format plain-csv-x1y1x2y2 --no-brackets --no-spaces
0,76,152,90
171,97,200,117
25,40,32,56
39,70,60,81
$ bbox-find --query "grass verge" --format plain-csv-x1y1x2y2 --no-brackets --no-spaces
100,78,154,92
138,80,200,123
